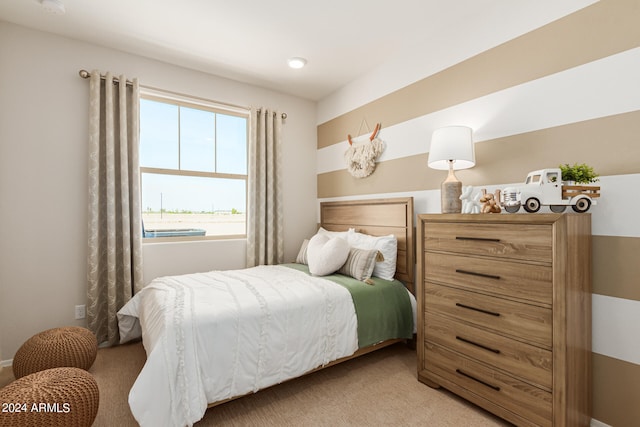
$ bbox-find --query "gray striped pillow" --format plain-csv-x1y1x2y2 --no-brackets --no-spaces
339,248,380,282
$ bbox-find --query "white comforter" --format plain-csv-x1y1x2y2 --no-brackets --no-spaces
117,265,359,427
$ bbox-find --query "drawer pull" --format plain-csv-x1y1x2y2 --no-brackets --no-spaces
455,236,501,242
455,302,501,317
456,369,501,391
456,336,501,354
455,269,501,280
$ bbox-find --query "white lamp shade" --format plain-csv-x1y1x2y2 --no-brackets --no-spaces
428,126,475,170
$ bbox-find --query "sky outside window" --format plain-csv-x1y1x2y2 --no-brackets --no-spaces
180,106,216,173
217,113,247,174
139,95,248,237
140,99,178,169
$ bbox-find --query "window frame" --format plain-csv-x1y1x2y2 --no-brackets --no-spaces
139,90,249,243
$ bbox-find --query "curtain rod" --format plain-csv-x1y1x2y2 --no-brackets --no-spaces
78,69,287,119
78,69,133,87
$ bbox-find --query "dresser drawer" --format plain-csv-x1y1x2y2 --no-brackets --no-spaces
424,313,552,390
423,222,552,263
425,342,552,426
424,282,552,348
424,252,552,305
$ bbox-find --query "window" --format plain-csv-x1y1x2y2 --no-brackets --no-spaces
526,174,541,185
139,92,248,240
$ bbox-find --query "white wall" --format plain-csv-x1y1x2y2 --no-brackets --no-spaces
0,21,318,362
316,0,597,124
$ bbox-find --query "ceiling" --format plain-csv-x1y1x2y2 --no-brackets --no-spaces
0,0,596,101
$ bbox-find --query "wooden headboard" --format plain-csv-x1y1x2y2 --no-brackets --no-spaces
320,197,415,292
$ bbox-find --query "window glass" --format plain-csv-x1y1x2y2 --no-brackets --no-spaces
180,107,216,173
140,99,178,169
139,94,248,240
216,114,247,174
141,173,246,237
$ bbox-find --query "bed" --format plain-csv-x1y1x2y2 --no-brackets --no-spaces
117,197,416,427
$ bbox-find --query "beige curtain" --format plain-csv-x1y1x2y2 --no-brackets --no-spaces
246,107,284,267
87,71,143,346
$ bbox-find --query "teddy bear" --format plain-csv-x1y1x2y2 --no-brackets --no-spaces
479,189,502,214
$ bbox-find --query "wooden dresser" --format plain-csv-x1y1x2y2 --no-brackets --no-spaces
416,214,591,427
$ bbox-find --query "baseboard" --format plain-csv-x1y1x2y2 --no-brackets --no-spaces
0,359,13,368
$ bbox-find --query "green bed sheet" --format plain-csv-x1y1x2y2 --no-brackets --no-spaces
283,263,414,348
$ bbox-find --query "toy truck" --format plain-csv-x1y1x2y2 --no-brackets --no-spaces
500,168,600,213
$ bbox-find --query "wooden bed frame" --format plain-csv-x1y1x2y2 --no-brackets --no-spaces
208,196,415,409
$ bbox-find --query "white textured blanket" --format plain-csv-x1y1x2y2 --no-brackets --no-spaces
117,265,358,427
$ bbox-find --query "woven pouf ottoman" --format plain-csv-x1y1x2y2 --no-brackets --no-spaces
0,367,99,427
13,327,98,379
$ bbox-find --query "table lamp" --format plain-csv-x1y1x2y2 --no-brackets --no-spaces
428,126,475,213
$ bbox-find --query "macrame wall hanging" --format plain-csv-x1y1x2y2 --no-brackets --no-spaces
344,119,384,178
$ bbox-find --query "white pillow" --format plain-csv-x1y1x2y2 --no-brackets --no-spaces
296,228,350,265
347,230,397,281
307,233,350,276
317,227,351,239
296,239,309,265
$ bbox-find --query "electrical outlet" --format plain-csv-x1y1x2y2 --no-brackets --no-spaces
75,304,86,320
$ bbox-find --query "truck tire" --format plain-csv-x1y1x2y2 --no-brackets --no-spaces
572,198,591,213
550,205,567,213
504,205,520,213
524,198,541,213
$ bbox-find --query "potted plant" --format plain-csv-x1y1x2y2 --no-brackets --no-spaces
559,163,599,184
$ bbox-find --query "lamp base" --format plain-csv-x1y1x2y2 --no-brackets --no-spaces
440,163,462,213
441,180,462,213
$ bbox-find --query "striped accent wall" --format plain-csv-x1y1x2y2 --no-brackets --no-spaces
316,1,640,426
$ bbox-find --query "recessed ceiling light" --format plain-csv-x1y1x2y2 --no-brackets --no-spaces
287,57,307,69
40,0,66,15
